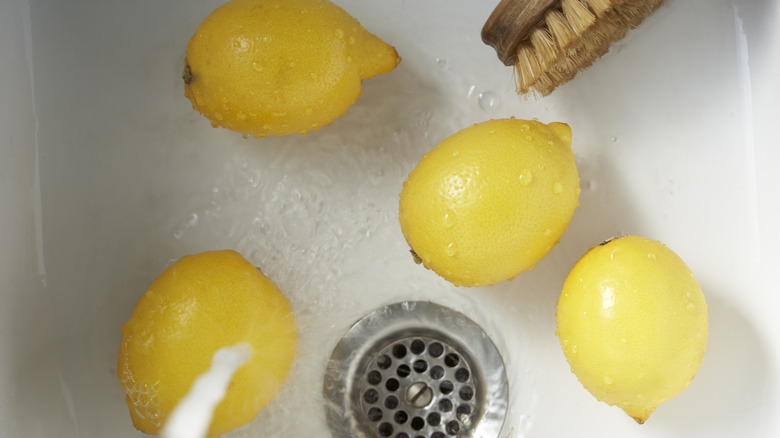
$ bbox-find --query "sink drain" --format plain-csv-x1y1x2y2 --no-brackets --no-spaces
323,301,508,438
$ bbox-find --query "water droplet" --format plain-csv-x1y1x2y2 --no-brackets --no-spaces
604,374,614,385
519,123,530,132
686,302,695,312
552,182,563,193
237,111,247,121
333,28,344,39
443,211,456,228
466,84,477,99
543,228,552,236
435,57,447,68
252,61,263,72
452,151,460,158
445,242,457,257
610,136,618,143
519,169,533,186
647,252,657,260
571,345,578,354
478,91,500,111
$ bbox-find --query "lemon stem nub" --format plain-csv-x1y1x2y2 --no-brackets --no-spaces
410,249,423,265
182,62,193,84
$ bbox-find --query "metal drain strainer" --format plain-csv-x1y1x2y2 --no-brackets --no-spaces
324,301,508,438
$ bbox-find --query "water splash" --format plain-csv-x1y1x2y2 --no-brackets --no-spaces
161,344,252,438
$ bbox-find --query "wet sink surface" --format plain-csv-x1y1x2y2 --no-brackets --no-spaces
3,0,779,437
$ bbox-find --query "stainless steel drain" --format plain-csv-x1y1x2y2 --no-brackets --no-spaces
324,301,508,438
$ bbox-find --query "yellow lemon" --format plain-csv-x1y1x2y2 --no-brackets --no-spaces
399,118,580,287
117,250,297,437
183,0,400,137
556,236,708,423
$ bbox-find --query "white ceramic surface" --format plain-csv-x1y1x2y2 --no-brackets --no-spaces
1,0,778,437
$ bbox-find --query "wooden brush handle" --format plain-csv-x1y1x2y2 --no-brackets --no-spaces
482,0,560,65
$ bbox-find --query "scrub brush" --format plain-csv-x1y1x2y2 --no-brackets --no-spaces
482,0,664,97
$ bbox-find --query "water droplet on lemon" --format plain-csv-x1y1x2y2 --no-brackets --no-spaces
519,169,533,186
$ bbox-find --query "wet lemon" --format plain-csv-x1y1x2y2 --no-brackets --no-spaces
117,250,297,437
556,236,708,423
399,118,580,287
183,0,400,137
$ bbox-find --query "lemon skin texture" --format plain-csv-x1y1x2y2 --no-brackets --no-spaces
556,236,708,423
184,0,400,137
399,118,580,287
117,250,297,437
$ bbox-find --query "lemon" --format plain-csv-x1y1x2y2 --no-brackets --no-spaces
399,118,580,287
556,236,708,423
117,250,297,437
183,0,400,137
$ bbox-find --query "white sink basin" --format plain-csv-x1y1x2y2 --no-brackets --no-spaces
2,0,778,436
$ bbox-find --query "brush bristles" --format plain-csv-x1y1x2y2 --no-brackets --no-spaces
514,0,664,97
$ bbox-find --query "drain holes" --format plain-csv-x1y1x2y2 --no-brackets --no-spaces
410,339,426,354
368,370,383,385
444,353,460,367
397,364,411,378
363,337,480,437
324,302,508,438
392,344,407,359
386,378,400,392
378,422,394,437
378,354,392,370
445,420,460,435
368,407,383,422
364,389,379,404
428,342,444,358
